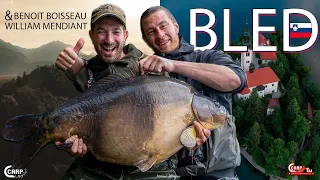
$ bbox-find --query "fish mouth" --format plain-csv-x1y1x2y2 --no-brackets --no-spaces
191,109,224,130
200,120,223,130
190,102,205,127
190,95,204,127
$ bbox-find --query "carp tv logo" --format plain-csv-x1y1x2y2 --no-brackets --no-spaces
288,163,314,176
4,165,27,178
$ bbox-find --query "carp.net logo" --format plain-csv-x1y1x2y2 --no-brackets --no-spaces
4,165,27,178
288,163,314,176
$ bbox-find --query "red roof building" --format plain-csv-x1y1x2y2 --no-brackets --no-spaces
260,52,278,61
239,67,280,95
259,34,268,44
246,67,280,87
268,98,280,109
258,34,277,61
240,87,251,95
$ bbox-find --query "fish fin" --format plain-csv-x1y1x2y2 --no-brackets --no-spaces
12,134,46,169
2,114,39,142
134,154,160,172
180,125,197,148
2,114,46,168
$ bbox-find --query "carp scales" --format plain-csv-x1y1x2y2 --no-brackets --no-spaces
2,75,230,172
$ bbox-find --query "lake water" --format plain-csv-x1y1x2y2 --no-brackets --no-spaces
236,155,269,180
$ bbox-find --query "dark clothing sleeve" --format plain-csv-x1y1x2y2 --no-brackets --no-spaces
73,67,88,93
198,49,247,93
70,43,147,93
72,56,143,92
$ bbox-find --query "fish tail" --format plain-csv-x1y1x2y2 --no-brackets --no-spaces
2,114,47,169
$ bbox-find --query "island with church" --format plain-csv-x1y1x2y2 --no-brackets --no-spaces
222,21,320,180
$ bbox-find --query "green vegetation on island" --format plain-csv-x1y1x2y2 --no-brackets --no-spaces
233,30,320,179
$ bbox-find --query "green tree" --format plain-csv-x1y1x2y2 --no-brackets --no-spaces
285,74,305,108
293,57,305,73
285,98,301,122
252,148,265,166
247,122,261,152
274,62,285,81
265,138,289,176
287,141,296,159
284,98,309,142
288,115,310,143
270,30,283,51
287,73,299,90
260,125,274,152
286,53,301,72
298,150,312,166
310,134,320,159
291,57,311,86
286,87,303,108
234,98,248,109
277,52,290,73
234,106,245,123
270,107,283,138
311,110,320,134
309,155,320,180
245,88,265,126
299,66,312,87
305,83,320,110
270,34,279,49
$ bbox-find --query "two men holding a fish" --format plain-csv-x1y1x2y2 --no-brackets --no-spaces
55,3,246,180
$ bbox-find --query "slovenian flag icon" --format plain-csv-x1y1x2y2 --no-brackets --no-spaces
290,23,312,39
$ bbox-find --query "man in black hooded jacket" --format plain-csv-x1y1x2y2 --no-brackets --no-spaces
139,6,247,180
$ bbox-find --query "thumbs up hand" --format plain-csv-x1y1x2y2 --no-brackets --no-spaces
55,38,85,79
73,38,85,55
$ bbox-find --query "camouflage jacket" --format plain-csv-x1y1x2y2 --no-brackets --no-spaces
73,43,145,92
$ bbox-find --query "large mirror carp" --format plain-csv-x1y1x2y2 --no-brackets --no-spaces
2,75,230,172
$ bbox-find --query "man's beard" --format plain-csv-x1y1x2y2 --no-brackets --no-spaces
113,43,124,61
